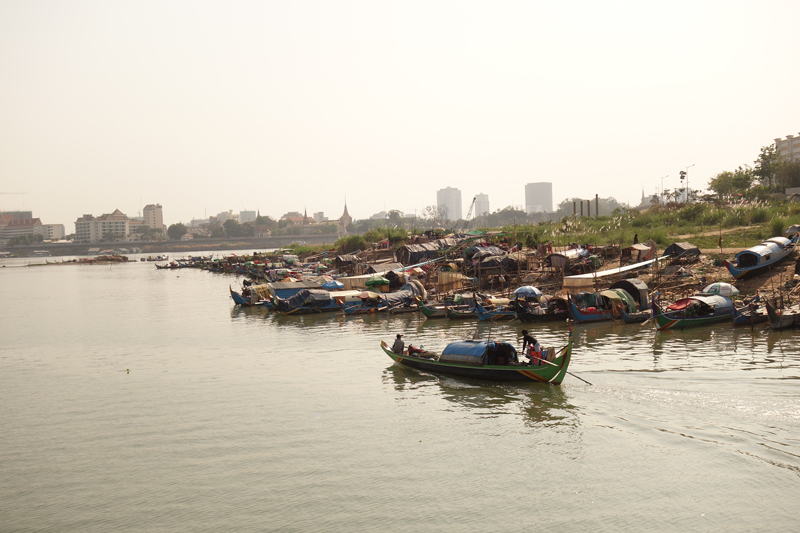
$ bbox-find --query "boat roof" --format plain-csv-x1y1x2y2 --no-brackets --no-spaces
441,339,515,357
735,236,792,259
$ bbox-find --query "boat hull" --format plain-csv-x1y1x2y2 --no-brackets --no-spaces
651,301,733,330
765,298,800,330
380,338,572,384
568,301,614,323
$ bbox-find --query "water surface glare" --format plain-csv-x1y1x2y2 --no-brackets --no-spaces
2,258,799,532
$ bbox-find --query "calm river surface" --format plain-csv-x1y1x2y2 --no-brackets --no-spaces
2,254,799,532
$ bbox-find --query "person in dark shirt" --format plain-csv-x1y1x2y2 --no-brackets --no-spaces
391,334,405,354
521,329,541,364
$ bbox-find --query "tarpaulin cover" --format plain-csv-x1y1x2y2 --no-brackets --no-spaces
396,237,466,264
662,242,700,260
383,282,426,308
275,289,333,312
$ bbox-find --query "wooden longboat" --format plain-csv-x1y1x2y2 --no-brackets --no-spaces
651,295,734,330
509,299,569,323
340,301,388,315
230,286,252,306
380,333,573,384
723,236,796,279
765,298,800,330
475,302,516,321
732,305,768,327
567,300,614,323
618,307,652,324
445,306,477,319
419,303,447,318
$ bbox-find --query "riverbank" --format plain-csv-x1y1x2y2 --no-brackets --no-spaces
1,234,338,258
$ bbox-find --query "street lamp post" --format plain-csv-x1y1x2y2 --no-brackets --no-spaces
680,164,695,202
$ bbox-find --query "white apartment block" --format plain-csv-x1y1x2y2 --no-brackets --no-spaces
436,187,462,221
525,182,553,214
143,204,165,231
474,193,490,218
35,224,65,240
775,133,800,162
75,210,130,243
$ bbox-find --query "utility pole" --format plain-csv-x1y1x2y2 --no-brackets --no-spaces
680,164,695,202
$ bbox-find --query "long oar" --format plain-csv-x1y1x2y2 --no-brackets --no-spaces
529,344,593,385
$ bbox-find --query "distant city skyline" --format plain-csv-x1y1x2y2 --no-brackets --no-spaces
2,2,798,229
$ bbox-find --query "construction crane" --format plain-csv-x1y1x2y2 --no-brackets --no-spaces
458,196,476,231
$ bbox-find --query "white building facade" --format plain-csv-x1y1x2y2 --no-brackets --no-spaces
75,210,130,243
525,182,553,214
143,204,164,232
775,133,800,162
474,193,490,219
436,187,462,221
35,224,65,240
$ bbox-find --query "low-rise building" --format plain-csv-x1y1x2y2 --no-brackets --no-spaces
75,209,130,243
776,133,800,162
35,224,65,240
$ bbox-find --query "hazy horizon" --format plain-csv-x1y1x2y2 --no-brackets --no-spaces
2,1,798,228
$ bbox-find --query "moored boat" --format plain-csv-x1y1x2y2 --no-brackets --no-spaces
651,294,734,330
445,306,477,319
475,302,516,321
724,236,796,279
765,298,800,330
380,333,573,383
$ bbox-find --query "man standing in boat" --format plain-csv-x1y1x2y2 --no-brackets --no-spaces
391,334,405,354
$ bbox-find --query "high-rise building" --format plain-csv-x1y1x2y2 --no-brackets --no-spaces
239,210,256,224
525,182,553,214
436,187,462,221
143,204,164,232
474,193,490,219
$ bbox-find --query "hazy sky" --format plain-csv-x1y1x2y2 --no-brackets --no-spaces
1,1,798,228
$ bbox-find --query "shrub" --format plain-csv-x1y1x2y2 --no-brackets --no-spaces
770,217,785,237
749,207,769,224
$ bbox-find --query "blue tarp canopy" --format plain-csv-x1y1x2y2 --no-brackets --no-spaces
322,280,345,290
514,286,543,298
439,339,517,365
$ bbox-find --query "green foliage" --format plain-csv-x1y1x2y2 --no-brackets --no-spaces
677,203,705,222
223,219,245,238
749,207,769,224
8,233,44,246
708,166,753,199
335,235,367,254
775,160,800,189
770,216,785,237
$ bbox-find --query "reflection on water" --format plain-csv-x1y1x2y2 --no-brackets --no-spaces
4,263,800,531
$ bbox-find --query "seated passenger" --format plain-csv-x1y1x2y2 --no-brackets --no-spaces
391,334,405,354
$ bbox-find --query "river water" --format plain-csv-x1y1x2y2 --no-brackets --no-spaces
2,254,799,532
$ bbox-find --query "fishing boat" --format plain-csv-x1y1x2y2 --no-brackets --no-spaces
651,294,734,330
272,289,342,314
723,236,796,279
508,298,569,323
475,302,516,321
732,304,768,327
764,298,800,330
340,294,389,315
380,333,573,383
567,300,615,323
445,306,477,319
418,298,447,318
618,307,652,324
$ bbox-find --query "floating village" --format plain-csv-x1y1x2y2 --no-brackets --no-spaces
144,226,800,384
